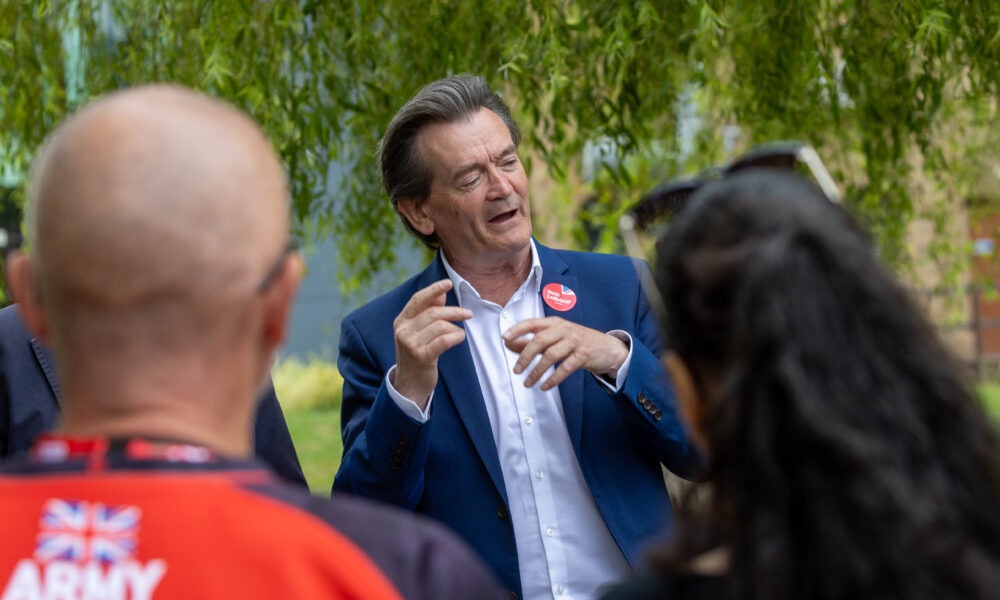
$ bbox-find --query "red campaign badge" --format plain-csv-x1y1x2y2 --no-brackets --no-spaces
542,283,577,312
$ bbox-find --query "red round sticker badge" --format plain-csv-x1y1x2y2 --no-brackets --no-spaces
542,283,577,312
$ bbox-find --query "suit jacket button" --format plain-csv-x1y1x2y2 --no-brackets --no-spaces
507,593,518,600
653,410,663,421
497,505,509,520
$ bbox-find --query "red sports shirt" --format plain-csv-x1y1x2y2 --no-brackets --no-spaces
0,436,402,600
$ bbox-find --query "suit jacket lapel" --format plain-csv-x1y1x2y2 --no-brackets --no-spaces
536,243,585,456
420,256,509,505
29,338,61,405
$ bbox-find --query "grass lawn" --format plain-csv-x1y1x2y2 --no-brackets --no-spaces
285,406,342,494
282,385,1000,495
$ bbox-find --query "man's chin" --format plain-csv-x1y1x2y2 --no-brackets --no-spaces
488,234,533,262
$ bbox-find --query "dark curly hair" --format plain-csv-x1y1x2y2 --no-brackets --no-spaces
652,169,1000,599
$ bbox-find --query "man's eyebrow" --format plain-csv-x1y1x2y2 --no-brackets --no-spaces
497,144,517,160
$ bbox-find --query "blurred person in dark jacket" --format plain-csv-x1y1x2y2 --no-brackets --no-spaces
0,302,306,486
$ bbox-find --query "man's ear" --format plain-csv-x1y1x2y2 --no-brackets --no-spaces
396,197,435,237
664,351,709,453
6,252,50,343
260,251,303,350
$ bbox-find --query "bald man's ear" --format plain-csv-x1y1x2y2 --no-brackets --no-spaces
6,252,51,343
396,197,435,237
260,252,302,349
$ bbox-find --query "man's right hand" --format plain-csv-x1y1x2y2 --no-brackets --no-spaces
391,279,472,410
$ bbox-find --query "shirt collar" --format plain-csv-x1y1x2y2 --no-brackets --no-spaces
440,239,543,307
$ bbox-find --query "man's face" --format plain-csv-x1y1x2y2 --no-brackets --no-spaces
406,108,532,268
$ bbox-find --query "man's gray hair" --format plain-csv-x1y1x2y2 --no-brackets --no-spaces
377,74,520,249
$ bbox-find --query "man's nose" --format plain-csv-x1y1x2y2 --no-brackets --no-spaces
486,168,514,199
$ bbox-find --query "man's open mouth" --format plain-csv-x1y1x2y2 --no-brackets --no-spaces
489,209,518,224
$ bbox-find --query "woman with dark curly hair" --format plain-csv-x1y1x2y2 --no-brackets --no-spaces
604,169,1000,599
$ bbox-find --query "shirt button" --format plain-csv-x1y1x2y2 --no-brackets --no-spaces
557,585,565,595
545,527,554,537
535,470,544,480
524,416,533,425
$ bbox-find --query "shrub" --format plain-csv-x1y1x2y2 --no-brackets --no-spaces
272,355,343,412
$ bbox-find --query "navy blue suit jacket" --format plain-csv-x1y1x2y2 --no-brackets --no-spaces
0,305,307,487
334,243,701,596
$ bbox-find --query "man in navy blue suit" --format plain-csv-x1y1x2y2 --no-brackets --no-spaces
0,303,307,487
334,75,701,599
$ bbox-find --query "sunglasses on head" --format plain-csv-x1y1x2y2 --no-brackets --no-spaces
618,141,841,337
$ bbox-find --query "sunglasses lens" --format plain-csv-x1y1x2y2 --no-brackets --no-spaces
620,142,840,348
728,150,799,172
634,180,702,229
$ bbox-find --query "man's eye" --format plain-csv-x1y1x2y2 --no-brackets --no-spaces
460,177,480,190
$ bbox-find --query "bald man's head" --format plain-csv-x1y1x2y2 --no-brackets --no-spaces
23,85,292,363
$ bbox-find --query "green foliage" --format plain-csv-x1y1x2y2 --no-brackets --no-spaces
977,382,1000,423
284,406,341,494
273,355,343,492
271,354,343,412
4,0,1000,287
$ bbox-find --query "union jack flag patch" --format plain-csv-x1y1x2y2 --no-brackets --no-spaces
35,499,142,565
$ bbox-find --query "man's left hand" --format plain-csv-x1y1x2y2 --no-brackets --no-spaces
502,318,629,391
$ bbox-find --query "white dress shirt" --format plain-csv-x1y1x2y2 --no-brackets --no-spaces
386,241,633,599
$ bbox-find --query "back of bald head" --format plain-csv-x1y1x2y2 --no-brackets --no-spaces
28,85,289,359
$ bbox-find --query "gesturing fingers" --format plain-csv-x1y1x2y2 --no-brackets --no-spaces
397,316,468,358
503,317,578,389
392,279,472,405
395,281,471,356
502,317,628,391
504,318,573,373
524,338,579,390
397,279,453,319
395,304,473,338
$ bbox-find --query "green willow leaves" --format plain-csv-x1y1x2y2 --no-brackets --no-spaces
2,0,999,288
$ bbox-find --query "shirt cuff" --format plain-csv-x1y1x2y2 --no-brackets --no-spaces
594,330,633,392
386,365,433,423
